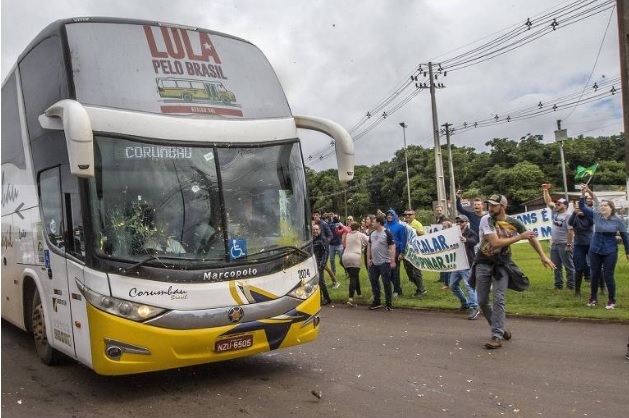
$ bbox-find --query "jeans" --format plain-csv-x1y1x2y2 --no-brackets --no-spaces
368,263,392,306
589,251,618,303
573,244,590,292
449,269,478,308
475,263,509,339
391,263,402,295
318,268,330,303
403,258,425,292
550,243,575,289
346,267,361,298
329,244,344,275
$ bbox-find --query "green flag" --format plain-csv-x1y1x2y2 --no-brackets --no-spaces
574,164,598,181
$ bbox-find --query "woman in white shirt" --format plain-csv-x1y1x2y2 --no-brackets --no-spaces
342,221,369,306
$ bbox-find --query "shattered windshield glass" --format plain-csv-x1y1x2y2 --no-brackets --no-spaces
89,137,309,267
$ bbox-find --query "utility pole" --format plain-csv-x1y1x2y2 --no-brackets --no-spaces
428,62,448,216
399,122,412,211
442,123,457,218
554,120,569,200
617,0,629,177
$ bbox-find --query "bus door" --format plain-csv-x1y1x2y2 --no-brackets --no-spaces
38,166,79,359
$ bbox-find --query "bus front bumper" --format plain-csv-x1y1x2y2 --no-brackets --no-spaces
87,292,321,375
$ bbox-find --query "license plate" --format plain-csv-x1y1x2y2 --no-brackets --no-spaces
215,334,254,353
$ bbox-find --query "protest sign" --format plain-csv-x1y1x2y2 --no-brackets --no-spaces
403,225,469,272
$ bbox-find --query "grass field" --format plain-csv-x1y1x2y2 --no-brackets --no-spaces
326,241,629,321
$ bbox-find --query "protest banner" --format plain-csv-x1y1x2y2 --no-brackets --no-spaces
511,208,554,241
403,224,469,272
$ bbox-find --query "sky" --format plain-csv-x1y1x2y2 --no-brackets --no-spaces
1,0,624,172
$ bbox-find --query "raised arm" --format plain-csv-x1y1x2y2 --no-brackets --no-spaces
542,187,555,210
456,192,474,217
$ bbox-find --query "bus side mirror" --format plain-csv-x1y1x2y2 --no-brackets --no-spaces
38,99,94,178
294,116,354,182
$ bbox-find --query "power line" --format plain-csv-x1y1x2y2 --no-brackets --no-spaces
305,0,616,167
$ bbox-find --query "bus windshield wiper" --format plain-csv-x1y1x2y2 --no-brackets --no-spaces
248,245,311,260
124,255,164,274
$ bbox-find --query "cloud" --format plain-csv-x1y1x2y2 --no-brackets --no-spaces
1,0,622,170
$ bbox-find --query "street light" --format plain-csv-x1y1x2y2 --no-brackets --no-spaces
399,122,412,211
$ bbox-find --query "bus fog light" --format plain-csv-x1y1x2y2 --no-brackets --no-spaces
106,346,123,360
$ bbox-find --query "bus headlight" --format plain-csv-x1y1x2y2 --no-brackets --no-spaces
288,275,319,300
76,281,166,321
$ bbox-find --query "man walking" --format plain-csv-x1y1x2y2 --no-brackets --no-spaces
367,215,396,311
542,186,575,290
475,194,555,349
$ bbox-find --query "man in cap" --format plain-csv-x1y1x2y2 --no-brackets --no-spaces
542,185,575,291
449,214,480,319
403,210,427,297
475,194,555,349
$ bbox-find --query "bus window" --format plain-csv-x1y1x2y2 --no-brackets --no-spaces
39,168,64,249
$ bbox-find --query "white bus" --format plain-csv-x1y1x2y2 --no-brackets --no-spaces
1,17,354,375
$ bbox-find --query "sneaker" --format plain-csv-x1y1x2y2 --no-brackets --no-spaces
485,337,502,349
346,300,356,307
626,345,629,361
468,307,480,320
605,301,616,310
586,299,597,307
385,305,393,312
414,289,427,297
459,304,469,311
331,282,341,289
441,286,450,291
502,329,512,341
369,303,383,310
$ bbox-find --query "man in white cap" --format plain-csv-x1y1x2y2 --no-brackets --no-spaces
475,194,555,349
542,186,575,291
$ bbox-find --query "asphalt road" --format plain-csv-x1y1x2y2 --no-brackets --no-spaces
2,305,628,418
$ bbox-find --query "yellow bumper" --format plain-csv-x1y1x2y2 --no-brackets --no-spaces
87,292,321,375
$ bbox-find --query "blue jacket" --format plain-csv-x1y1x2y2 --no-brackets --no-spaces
385,209,407,254
579,197,629,255
568,211,593,246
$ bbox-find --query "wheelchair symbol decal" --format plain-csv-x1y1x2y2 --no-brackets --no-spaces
229,238,247,260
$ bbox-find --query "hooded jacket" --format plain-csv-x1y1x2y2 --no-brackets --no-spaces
384,209,407,254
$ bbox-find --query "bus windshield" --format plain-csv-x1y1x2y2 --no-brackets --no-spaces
89,136,310,266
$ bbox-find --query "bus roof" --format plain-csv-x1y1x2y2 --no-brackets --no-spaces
10,17,253,80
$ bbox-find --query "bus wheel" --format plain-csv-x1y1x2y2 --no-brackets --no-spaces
31,288,61,365
181,93,193,102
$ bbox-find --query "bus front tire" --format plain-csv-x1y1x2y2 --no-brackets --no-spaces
31,288,62,365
